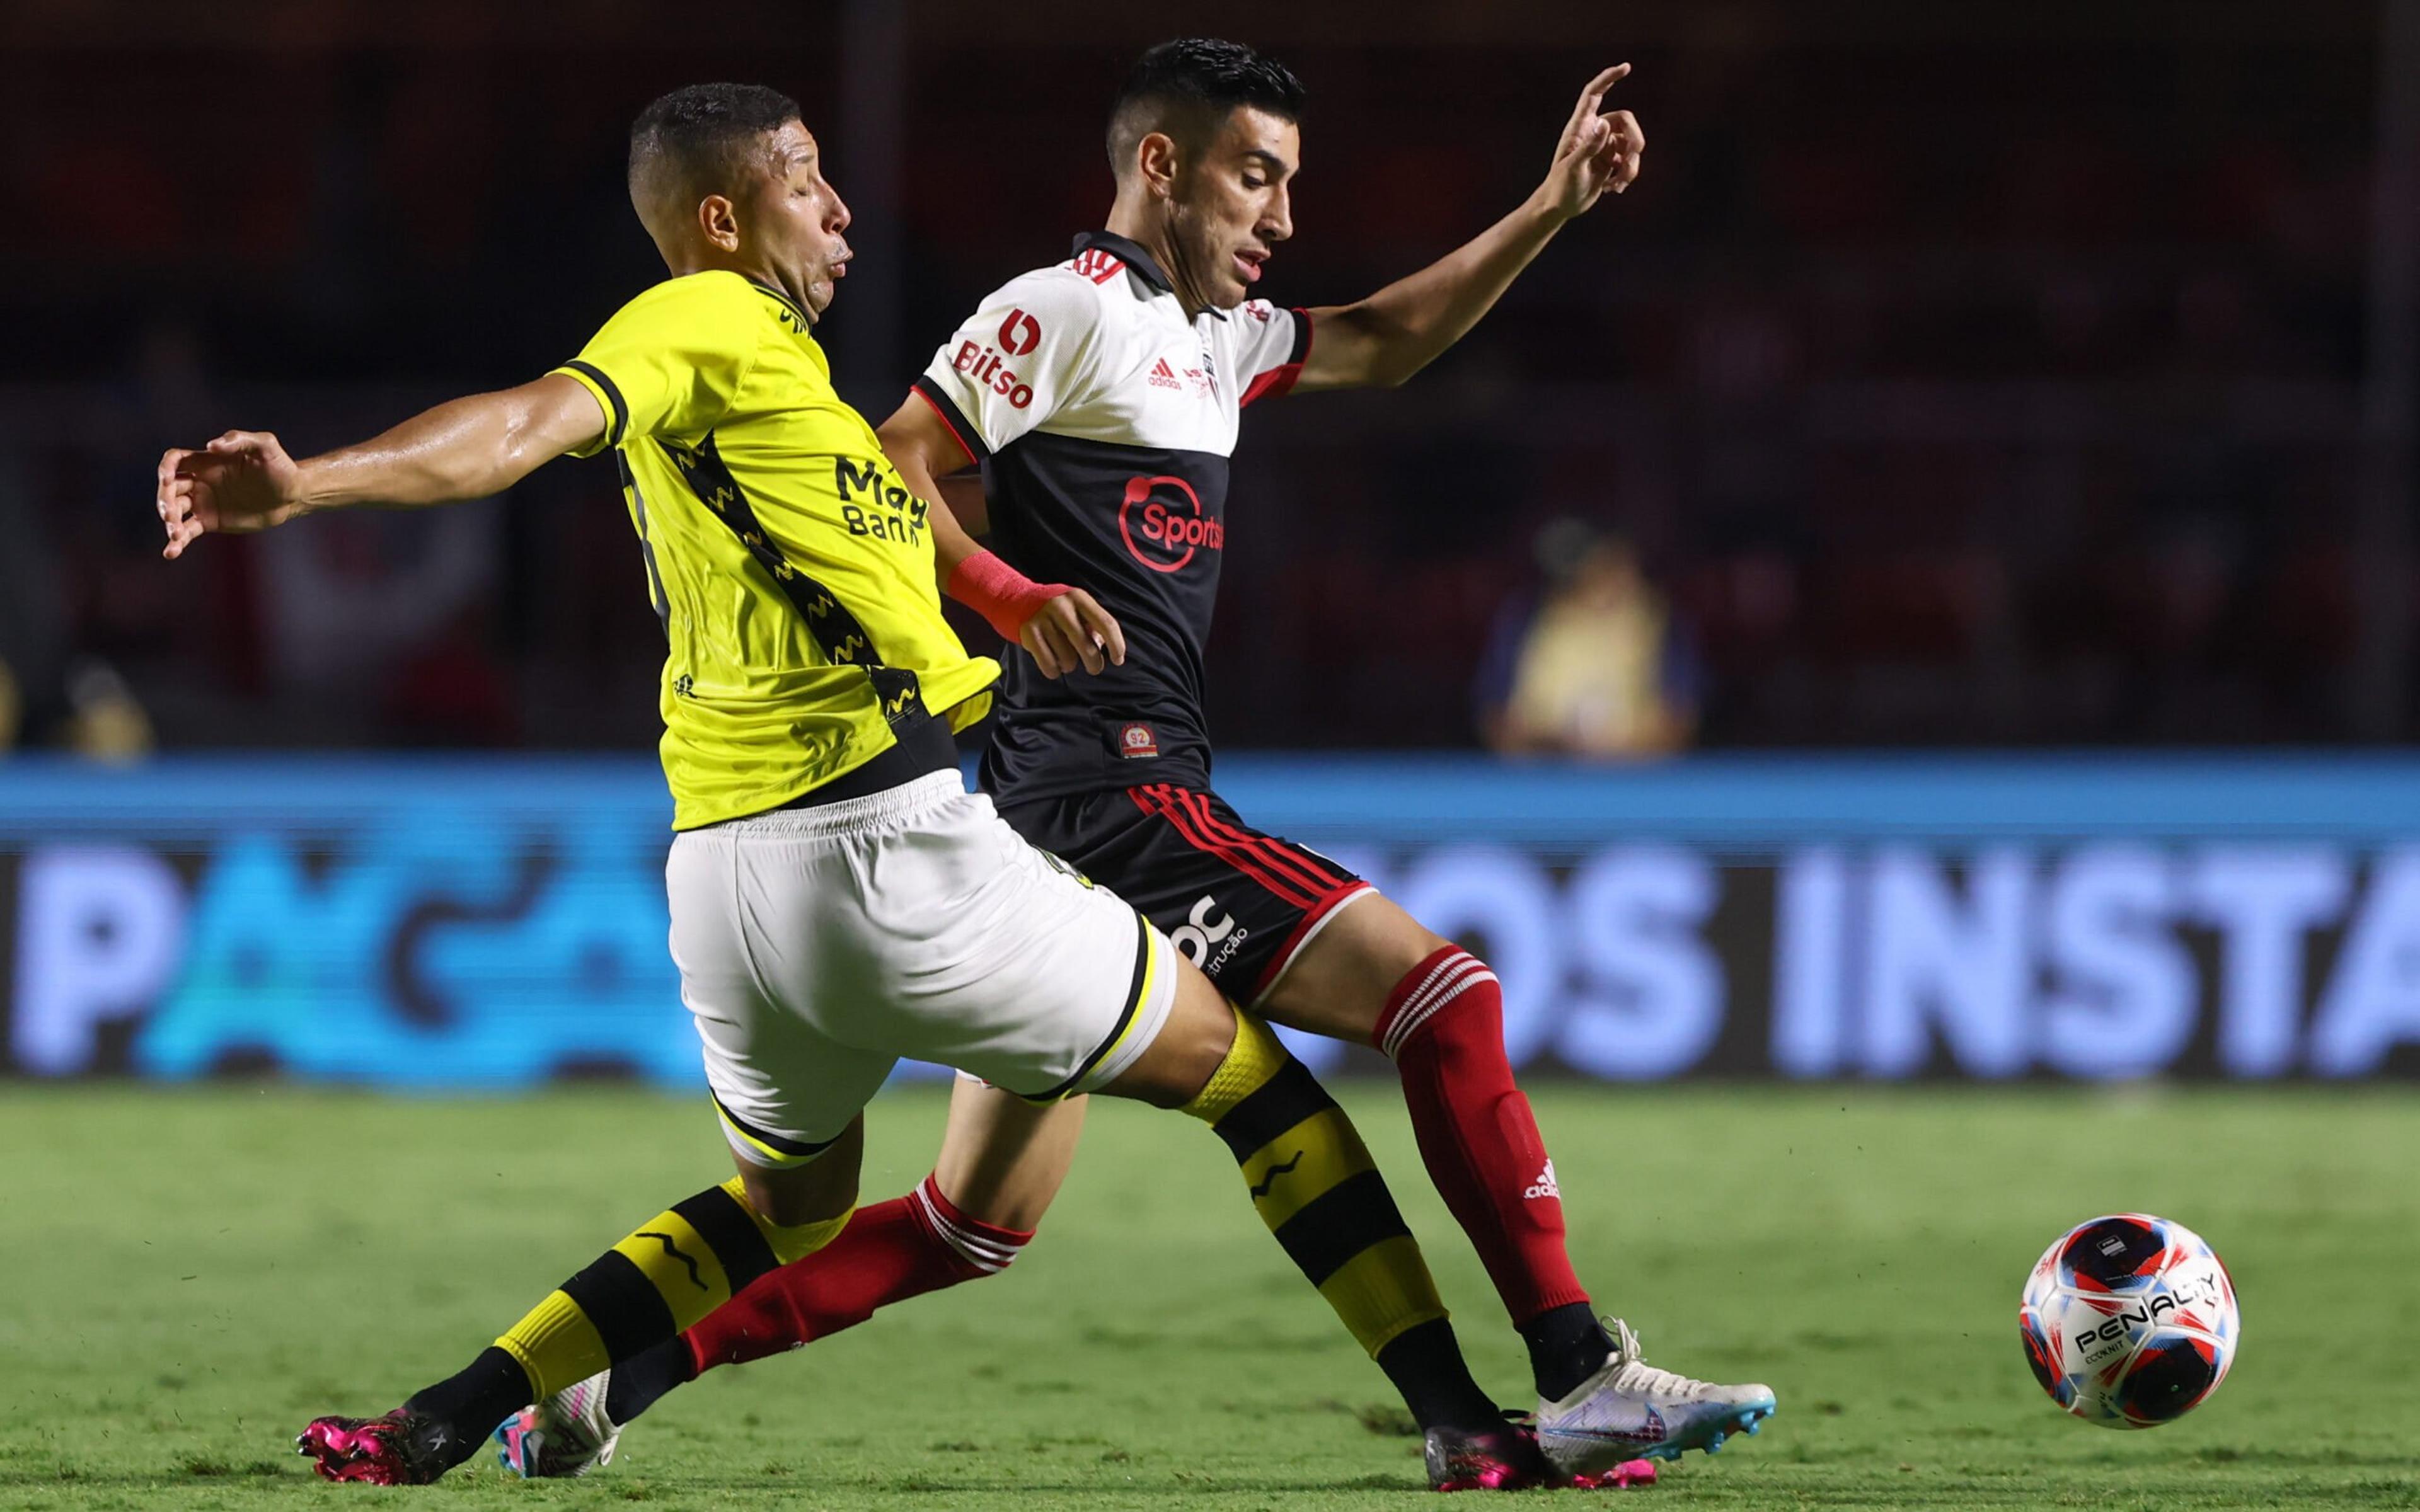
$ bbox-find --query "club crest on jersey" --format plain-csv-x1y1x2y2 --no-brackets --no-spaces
1117,475,1224,574
1119,722,1160,759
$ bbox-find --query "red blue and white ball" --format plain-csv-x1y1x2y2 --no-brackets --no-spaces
2019,1213,2238,1428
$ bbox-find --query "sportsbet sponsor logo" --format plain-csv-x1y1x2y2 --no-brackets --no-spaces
1117,474,1224,573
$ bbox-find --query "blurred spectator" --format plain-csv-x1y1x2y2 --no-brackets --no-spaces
0,441,149,759
60,658,156,764
1475,520,1701,759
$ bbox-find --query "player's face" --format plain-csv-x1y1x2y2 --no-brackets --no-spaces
746,122,853,321
1170,106,1297,311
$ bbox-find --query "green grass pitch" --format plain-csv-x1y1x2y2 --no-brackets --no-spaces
2,1084,2415,1509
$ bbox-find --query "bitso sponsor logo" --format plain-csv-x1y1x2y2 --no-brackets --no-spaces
1117,475,1224,573
950,331,1036,410
997,307,1040,357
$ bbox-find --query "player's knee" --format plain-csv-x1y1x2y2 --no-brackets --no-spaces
1105,964,1238,1107
1376,945,1504,1061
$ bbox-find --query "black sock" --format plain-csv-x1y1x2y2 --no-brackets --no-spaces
1376,1317,1503,1432
604,1335,699,1425
401,1346,534,1471
1519,1303,1613,1402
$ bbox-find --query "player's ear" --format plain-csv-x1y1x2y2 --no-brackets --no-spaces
697,193,742,252
1135,131,1183,200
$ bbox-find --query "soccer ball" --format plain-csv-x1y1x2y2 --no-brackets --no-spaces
2018,1213,2238,1428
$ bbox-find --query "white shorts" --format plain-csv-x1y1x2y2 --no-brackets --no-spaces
667,769,1178,1167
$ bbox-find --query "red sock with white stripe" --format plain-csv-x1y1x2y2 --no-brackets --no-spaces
683,1174,1028,1377
1376,946,1600,1386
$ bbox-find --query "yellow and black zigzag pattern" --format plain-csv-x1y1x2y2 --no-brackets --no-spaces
495,1177,849,1398
1183,1014,1448,1357
665,433,930,734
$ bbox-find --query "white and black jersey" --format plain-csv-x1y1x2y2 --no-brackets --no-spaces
911,230,1310,803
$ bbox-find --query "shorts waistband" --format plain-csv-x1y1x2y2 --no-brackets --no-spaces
715,769,969,840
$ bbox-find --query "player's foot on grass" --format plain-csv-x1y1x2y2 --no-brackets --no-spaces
1533,1317,1775,1475
1425,1418,1558,1491
1425,1416,1652,1491
296,1409,456,1485
495,1368,621,1478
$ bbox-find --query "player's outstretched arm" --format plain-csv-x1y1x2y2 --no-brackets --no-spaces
1294,64,1644,394
156,375,605,559
875,398,1125,679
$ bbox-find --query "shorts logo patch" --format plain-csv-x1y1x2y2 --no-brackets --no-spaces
1170,893,1249,974
1523,1159,1560,1201
1119,722,1160,759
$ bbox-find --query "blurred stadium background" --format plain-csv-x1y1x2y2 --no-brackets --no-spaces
4,0,2416,1089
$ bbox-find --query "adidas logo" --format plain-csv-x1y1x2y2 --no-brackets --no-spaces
1523,1159,1560,1201
1148,357,1182,391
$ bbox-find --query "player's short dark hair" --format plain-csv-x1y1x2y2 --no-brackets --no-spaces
628,83,802,213
1107,38,1306,173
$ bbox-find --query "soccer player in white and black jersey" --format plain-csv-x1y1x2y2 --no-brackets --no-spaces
512,42,1775,1490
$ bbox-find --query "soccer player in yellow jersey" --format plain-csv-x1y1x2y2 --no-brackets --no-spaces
156,84,1487,1486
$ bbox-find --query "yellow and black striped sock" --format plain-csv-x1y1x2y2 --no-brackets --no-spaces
492,1176,850,1399
1183,1013,1497,1429
405,1176,850,1464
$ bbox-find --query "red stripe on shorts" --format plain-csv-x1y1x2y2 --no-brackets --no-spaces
1249,881,1377,1002
1132,784,1322,909
1176,787,1349,897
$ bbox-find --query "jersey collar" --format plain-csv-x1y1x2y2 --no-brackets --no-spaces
745,277,815,332
1072,230,1175,298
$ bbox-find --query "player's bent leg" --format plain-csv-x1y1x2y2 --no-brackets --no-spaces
1103,961,1553,1486
1260,891,1775,1477
504,1081,1083,1477
1260,897,1607,1385
693,1076,1073,1373
929,1075,1089,1230
302,1131,862,1486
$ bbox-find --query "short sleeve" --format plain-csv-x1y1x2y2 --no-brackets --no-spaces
909,270,1105,464
1233,301,1312,407
550,273,766,457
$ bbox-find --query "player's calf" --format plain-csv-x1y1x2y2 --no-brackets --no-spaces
1267,894,1610,1401
1129,988,1501,1433
308,1167,855,1486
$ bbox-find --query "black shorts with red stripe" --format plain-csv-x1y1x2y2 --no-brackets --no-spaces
995,781,1371,1005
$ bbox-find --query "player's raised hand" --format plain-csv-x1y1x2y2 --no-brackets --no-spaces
1538,64,1645,220
157,430,308,559
1021,587,1127,679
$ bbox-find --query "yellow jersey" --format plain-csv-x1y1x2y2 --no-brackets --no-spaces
553,270,997,828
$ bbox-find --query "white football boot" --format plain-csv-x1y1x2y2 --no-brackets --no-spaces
494,1368,621,1479
1533,1317,1777,1475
